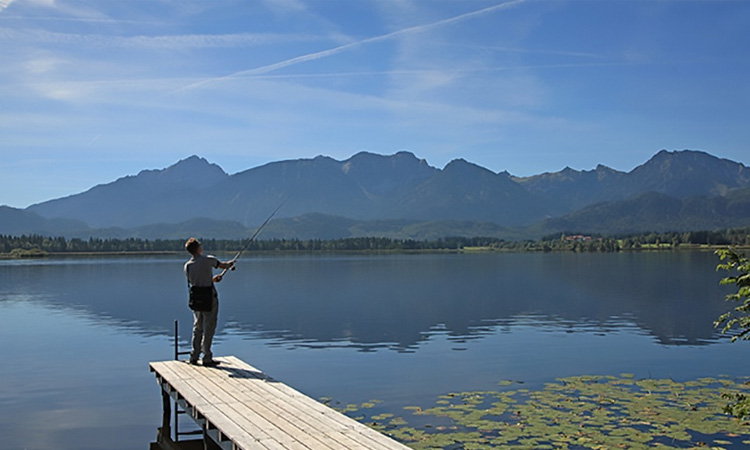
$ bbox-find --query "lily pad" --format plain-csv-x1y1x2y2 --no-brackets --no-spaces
333,374,750,449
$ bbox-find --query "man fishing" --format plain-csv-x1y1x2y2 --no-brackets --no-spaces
184,237,234,366
181,201,285,367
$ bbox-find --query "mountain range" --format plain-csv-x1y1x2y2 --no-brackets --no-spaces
2,149,749,240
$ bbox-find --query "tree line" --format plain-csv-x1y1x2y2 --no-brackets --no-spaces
1,228,749,257
0,235,502,255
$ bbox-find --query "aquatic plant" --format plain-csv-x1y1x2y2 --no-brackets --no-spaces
336,375,750,450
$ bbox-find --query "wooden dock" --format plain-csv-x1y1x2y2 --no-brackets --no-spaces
149,356,412,450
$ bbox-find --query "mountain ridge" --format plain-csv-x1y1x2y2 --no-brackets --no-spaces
8,149,749,240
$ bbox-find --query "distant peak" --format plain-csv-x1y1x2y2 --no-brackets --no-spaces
443,158,491,173
342,151,435,175
394,150,419,159
650,149,713,161
347,150,420,161
346,151,390,163
133,155,229,186
309,154,338,165
635,149,742,173
172,155,217,168
594,164,622,175
444,158,469,168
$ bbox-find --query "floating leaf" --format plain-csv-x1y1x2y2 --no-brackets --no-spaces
332,374,750,449
372,413,394,421
390,417,408,426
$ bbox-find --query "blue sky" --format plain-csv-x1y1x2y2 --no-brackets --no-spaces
1,0,748,208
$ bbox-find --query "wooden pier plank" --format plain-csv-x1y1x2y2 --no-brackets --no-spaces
198,402,269,450
149,356,411,450
213,359,404,450
242,381,400,450
221,357,405,450
151,364,212,409
183,362,361,450
189,378,315,450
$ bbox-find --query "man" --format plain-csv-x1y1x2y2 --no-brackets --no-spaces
184,237,234,366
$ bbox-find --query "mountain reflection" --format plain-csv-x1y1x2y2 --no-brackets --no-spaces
0,252,730,350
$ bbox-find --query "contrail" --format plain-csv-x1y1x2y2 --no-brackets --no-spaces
170,0,527,94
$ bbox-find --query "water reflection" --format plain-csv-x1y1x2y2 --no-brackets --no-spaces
0,252,730,350
221,252,730,349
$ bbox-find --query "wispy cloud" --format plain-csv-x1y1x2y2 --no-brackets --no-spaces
2,28,326,50
261,0,307,14
0,14,161,24
20,0,113,21
0,0,15,12
170,0,528,94
458,43,606,60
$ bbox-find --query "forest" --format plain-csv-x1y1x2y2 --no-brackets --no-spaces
1,228,749,257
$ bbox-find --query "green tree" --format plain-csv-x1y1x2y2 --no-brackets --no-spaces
715,248,750,341
714,248,750,418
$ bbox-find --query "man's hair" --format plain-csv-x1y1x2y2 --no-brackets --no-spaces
185,237,201,255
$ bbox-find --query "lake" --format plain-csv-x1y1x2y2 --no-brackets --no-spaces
1,251,749,449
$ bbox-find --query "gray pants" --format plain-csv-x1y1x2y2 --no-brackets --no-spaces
191,296,218,363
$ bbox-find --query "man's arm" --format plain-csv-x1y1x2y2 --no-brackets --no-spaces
212,260,235,283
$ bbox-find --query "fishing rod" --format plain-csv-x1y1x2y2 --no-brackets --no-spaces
215,199,287,281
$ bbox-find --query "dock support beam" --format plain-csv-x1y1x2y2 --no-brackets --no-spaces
160,389,171,441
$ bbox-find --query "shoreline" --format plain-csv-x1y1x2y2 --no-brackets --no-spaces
2,244,748,260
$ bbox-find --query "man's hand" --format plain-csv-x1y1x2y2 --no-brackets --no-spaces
218,260,235,270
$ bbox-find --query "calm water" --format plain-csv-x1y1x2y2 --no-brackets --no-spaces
1,251,748,449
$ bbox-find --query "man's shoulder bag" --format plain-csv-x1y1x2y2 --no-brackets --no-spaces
189,285,215,312
186,264,215,312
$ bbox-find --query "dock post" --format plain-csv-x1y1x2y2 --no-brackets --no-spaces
174,320,179,361
174,320,192,362
159,389,171,442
